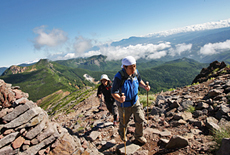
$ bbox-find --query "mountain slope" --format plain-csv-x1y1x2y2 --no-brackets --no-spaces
0,67,7,76
0,57,207,102
0,59,94,102
55,54,165,72
139,58,208,93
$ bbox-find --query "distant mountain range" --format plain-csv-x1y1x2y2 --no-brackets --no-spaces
111,27,230,63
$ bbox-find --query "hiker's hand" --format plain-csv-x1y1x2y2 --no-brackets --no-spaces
145,85,150,91
98,94,102,98
120,95,126,103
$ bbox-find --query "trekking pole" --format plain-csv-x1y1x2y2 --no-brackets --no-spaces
121,93,126,155
146,82,149,123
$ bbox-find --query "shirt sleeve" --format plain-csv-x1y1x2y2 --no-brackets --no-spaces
137,69,142,82
97,84,102,96
111,72,122,94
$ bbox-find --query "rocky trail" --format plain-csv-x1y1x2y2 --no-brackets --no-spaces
52,72,230,154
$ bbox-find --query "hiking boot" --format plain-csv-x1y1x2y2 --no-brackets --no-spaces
135,137,147,144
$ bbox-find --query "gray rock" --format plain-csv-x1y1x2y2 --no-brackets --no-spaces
216,138,230,155
166,135,189,149
220,104,230,114
37,122,56,142
181,111,193,120
0,146,14,155
196,101,209,110
16,112,46,130
208,89,224,97
25,116,48,139
150,107,164,115
89,131,100,141
180,100,194,111
3,100,36,122
19,135,57,155
118,141,141,155
0,132,19,149
4,107,43,129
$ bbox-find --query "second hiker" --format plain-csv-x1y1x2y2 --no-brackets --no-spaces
111,56,150,144
97,74,119,125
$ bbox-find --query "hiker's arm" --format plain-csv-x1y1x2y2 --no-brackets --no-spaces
111,74,126,102
97,85,102,98
112,93,126,103
139,80,150,91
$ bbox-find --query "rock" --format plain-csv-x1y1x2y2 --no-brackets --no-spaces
89,131,101,141
166,135,189,149
2,100,35,122
0,132,19,149
118,141,141,155
12,136,25,149
216,138,230,155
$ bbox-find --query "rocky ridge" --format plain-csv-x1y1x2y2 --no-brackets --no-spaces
0,79,101,155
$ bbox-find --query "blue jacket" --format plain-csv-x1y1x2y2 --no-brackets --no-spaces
111,68,141,107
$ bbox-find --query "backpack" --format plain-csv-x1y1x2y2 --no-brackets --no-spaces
119,69,140,91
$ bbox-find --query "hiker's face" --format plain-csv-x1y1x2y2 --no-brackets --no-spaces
125,64,136,75
101,79,108,86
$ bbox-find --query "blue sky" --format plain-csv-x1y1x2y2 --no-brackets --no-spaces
1,0,230,67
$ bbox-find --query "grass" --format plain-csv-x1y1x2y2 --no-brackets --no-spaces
139,94,155,107
212,127,230,150
186,106,195,113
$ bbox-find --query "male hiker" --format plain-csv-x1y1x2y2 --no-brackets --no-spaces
111,56,150,144
97,74,119,125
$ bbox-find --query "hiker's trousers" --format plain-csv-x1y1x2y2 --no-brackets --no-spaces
106,101,118,121
118,99,145,140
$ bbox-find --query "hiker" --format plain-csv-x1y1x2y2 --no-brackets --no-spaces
111,56,150,144
97,74,119,125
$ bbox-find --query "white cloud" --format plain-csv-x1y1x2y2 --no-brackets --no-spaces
144,18,230,37
64,53,76,59
169,43,192,56
73,36,94,55
45,42,194,61
33,25,68,49
147,50,167,59
199,40,230,55
81,42,171,60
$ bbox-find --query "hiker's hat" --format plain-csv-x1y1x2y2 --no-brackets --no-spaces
100,74,110,81
121,56,136,68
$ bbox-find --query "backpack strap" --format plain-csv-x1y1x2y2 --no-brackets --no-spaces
119,70,125,88
119,69,139,91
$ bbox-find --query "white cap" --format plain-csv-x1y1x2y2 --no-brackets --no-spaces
100,74,110,81
121,56,136,68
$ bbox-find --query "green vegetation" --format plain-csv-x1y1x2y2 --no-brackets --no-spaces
139,94,156,107
186,106,196,113
0,59,94,102
138,58,207,94
212,128,230,150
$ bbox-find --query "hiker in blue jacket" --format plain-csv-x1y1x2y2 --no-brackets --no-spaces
97,74,118,125
111,56,150,144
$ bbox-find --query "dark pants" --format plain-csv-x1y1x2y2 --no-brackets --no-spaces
106,101,118,121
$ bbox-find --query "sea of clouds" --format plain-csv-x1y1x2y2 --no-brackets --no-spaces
32,19,230,62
